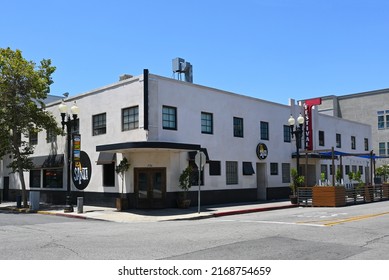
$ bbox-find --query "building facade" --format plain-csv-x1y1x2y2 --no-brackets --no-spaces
0,70,372,208
307,88,389,166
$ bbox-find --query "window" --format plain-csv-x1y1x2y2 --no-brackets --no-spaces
387,142,389,156
29,131,38,146
270,163,278,175
336,133,341,148
103,163,115,186
319,130,325,146
378,113,384,129
92,113,106,136
345,165,350,175
209,161,221,176
162,106,177,130
282,163,290,183
122,106,139,131
226,161,238,184
260,121,269,140
364,138,369,151
201,112,213,134
43,169,63,188
351,136,356,150
190,161,204,185
30,170,41,188
46,129,56,143
233,117,244,137
283,125,291,142
379,142,386,155
242,162,255,175
321,164,328,180
386,113,389,128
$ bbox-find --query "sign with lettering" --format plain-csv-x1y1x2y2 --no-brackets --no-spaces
303,98,322,150
72,150,92,190
256,143,268,160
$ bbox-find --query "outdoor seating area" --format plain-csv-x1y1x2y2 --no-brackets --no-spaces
297,183,389,207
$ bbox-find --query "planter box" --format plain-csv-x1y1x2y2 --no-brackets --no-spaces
383,184,389,198
312,186,346,207
116,197,128,211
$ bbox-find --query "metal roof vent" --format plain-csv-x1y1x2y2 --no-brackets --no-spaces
172,57,193,83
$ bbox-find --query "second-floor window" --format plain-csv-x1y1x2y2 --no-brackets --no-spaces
162,106,177,130
351,136,356,150
122,106,139,131
336,133,341,148
319,130,325,146
260,121,269,140
233,117,243,137
201,112,213,134
92,113,106,136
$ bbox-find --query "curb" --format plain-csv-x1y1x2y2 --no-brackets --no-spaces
36,210,88,220
212,204,298,217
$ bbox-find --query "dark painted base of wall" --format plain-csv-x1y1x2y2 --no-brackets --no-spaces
4,186,291,208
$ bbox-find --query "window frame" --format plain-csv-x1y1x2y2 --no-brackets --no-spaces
233,117,244,138
260,121,269,140
122,106,139,131
92,113,107,136
201,112,213,134
162,105,177,130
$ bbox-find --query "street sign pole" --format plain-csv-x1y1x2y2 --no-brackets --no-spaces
195,150,206,214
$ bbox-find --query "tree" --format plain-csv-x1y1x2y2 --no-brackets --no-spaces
0,47,60,207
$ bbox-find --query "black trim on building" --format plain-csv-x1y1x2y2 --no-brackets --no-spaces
143,69,149,130
96,141,202,152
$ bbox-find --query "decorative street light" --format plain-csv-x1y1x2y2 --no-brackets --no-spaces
288,113,305,176
59,100,79,213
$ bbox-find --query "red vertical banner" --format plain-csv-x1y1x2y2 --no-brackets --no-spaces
303,98,321,150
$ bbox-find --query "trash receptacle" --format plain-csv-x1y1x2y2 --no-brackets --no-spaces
16,195,22,208
29,191,40,211
77,197,83,214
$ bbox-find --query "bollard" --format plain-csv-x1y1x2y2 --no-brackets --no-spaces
77,197,84,214
16,195,22,208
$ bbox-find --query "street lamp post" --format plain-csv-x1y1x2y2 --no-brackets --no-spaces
59,100,79,213
288,113,305,176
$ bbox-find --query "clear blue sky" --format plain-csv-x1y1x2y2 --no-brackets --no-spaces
2,0,389,104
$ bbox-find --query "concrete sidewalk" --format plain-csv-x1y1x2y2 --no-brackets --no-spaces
0,200,297,223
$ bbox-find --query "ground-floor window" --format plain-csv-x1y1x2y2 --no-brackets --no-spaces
103,163,115,186
43,169,63,188
282,163,290,183
30,170,41,188
226,161,238,185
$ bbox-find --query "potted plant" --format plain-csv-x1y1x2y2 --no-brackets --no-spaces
177,165,193,208
115,157,130,211
290,168,304,204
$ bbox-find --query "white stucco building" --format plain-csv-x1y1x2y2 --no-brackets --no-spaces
0,70,372,208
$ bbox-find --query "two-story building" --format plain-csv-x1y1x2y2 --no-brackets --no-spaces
0,70,372,208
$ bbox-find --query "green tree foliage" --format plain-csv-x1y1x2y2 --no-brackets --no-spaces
0,47,60,207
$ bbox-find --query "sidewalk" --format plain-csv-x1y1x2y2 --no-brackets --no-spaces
0,200,297,223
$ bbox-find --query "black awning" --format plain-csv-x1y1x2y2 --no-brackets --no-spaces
96,152,116,165
30,154,64,168
243,162,255,175
291,152,337,160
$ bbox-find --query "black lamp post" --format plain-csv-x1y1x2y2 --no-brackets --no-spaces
288,113,305,176
59,100,79,213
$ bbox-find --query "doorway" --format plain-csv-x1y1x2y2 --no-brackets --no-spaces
134,168,166,208
256,163,267,200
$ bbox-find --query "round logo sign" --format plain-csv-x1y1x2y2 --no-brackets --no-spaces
72,151,92,190
256,143,268,160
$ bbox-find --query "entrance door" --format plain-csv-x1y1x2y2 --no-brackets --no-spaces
256,163,267,200
134,168,166,208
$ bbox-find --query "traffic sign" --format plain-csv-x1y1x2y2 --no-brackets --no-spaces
195,151,206,170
